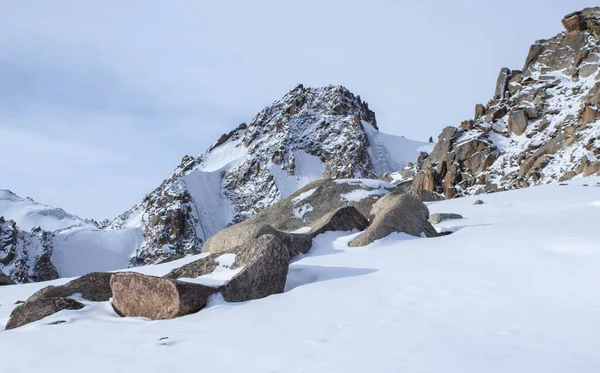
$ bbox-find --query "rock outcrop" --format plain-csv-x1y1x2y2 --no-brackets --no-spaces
110,272,216,320
6,297,84,330
408,8,600,198
203,178,391,254
0,217,58,284
349,192,437,247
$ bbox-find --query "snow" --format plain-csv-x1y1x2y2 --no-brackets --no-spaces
199,132,248,172
269,151,326,198
2,177,600,372
292,203,314,220
291,227,313,234
333,179,396,189
51,226,144,278
340,188,389,202
363,121,434,175
292,188,317,205
0,189,90,232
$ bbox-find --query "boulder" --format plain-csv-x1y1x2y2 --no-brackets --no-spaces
0,270,14,286
349,192,437,247
28,272,113,302
508,109,528,135
309,206,368,236
473,200,485,205
428,213,464,225
475,104,486,119
6,297,84,330
221,234,291,302
110,272,216,320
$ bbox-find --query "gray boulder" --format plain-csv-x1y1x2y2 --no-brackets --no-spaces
221,234,291,302
6,297,84,330
28,272,113,302
508,109,528,135
309,206,369,236
168,234,291,303
110,272,216,320
428,213,464,225
349,192,437,247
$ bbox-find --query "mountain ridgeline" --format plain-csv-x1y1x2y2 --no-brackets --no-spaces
1,8,599,283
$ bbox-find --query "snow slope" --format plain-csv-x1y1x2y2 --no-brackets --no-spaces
0,189,90,232
1,177,599,372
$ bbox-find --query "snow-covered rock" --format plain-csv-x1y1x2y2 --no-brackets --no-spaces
409,8,600,198
109,85,431,266
0,217,58,283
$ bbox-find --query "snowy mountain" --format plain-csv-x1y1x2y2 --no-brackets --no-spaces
2,176,599,372
0,189,91,232
0,217,58,283
104,84,432,266
408,8,600,199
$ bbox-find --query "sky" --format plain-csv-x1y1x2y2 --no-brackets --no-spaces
0,0,596,220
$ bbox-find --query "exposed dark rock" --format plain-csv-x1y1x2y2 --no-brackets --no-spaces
0,270,15,286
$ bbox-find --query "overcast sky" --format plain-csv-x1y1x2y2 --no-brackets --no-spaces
0,0,595,220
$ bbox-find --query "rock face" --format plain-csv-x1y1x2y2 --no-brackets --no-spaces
408,8,600,198
107,85,428,266
349,192,437,247
203,178,391,254
0,217,58,284
110,272,216,320
6,297,84,330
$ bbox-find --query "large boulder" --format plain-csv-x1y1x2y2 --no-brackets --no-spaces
349,192,437,247
0,270,14,286
168,234,291,303
6,297,84,330
110,272,216,320
221,234,291,302
28,272,113,302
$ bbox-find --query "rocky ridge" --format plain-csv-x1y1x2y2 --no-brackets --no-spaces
406,8,600,199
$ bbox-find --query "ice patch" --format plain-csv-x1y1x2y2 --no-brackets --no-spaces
341,189,389,202
292,188,317,205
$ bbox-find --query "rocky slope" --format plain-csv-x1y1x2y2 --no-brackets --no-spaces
0,217,58,283
406,8,600,199
109,85,432,265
